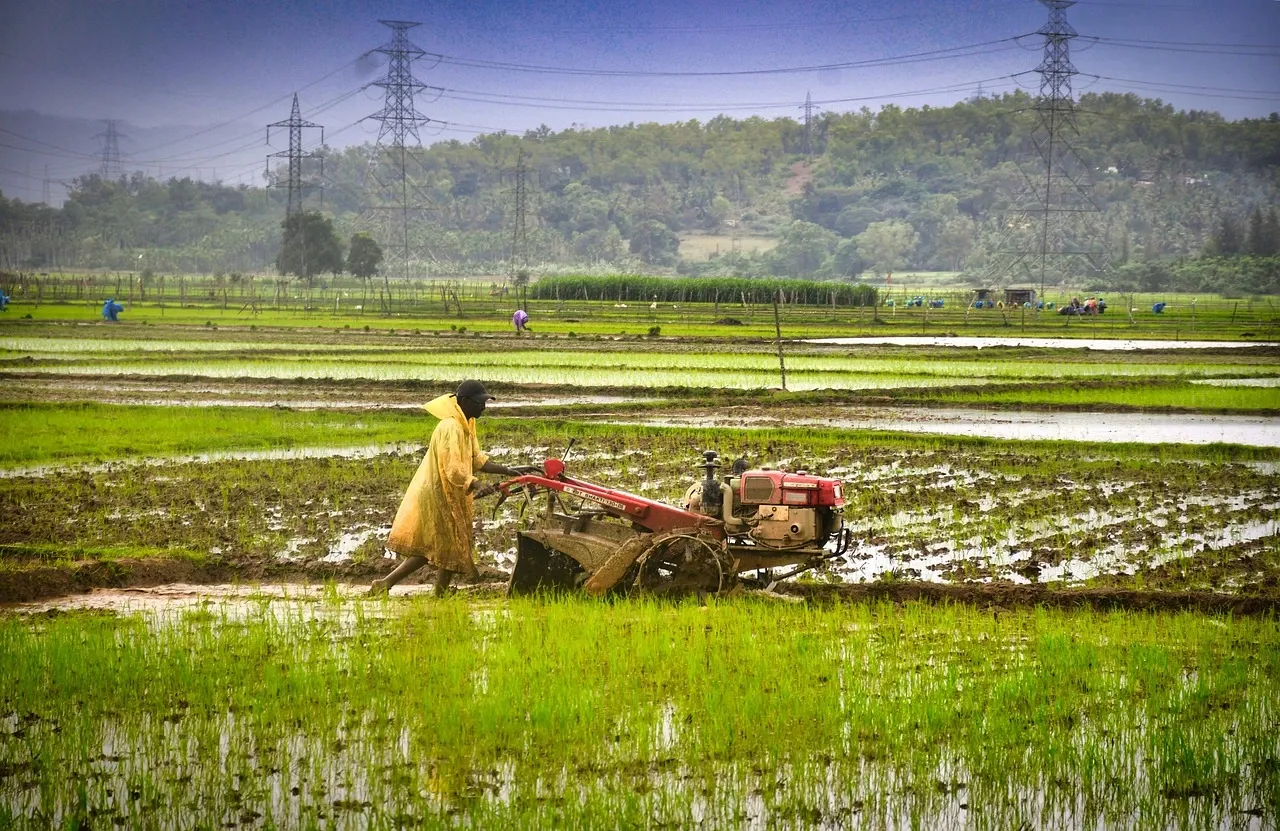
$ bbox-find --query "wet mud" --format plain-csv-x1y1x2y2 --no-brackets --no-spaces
0,558,511,605
774,580,1280,616
3,411,1276,606
0,374,653,410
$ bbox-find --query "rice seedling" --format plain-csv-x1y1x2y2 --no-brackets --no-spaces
0,596,1275,829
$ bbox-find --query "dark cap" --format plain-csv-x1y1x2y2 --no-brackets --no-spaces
455,379,495,402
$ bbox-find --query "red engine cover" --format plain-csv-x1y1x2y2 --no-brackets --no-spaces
738,470,844,508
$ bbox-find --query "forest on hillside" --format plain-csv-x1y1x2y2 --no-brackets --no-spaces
1,91,1277,292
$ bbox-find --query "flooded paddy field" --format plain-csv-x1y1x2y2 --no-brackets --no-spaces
2,419,1277,604
609,406,1280,446
3,321,1279,829
5,331,1280,395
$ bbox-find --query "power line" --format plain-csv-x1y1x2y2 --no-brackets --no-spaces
428,2,1030,35
438,76,1025,114
131,85,367,166
1086,35,1280,49
1078,35,1280,56
128,57,362,157
1085,75,1280,96
0,128,98,160
436,36,1028,78
1077,75,1280,102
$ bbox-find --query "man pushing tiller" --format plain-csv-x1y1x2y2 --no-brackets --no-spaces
370,380,535,596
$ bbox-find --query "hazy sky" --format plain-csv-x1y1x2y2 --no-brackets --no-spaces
1,0,1277,190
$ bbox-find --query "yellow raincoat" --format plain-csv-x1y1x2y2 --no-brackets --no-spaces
386,394,490,575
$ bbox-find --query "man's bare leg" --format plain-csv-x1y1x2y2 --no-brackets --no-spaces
369,555,427,595
434,568,456,597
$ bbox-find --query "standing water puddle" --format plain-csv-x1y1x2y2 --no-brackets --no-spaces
614,408,1280,446
805,336,1279,350
0,582,485,617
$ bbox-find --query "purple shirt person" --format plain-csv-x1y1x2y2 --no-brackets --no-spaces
513,309,529,334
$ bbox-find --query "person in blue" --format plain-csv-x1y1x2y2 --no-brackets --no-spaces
102,298,124,322
0,290,9,311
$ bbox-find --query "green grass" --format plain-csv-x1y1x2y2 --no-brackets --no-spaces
0,543,212,567
0,402,431,466
0,596,1276,828
4,286,1276,341
5,404,1279,468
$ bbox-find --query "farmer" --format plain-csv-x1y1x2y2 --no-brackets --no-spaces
371,379,534,596
512,308,529,334
0,290,9,311
102,298,124,322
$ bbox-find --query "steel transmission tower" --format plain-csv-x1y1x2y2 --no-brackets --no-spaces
988,0,1106,297
94,120,126,179
802,92,815,161
359,19,440,312
509,149,530,278
266,93,324,216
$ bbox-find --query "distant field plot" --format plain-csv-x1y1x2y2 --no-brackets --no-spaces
677,233,778,259
2,280,1276,342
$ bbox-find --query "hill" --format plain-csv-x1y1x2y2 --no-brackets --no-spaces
1,92,1276,288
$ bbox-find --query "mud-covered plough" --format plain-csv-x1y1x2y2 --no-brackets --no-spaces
495,445,851,595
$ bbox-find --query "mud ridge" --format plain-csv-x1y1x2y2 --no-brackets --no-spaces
776,581,1280,616
0,558,509,605
5,557,1278,615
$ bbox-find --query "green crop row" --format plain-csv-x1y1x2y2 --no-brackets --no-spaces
529,274,881,306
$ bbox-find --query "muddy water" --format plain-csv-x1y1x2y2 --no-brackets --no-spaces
1191,378,1280,387
805,335,1279,350
0,582,499,616
615,408,1280,446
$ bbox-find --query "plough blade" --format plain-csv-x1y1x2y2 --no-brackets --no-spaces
507,532,584,595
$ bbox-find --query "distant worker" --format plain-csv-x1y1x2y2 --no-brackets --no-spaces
1152,302,1166,314
101,298,123,322
0,290,9,311
371,380,535,597
512,308,529,335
